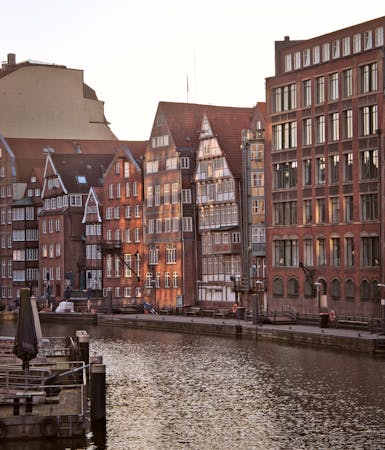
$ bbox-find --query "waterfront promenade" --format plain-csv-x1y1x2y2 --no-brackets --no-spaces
37,310,385,355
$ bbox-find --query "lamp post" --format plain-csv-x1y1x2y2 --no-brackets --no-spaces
377,283,385,333
314,281,321,313
253,280,264,325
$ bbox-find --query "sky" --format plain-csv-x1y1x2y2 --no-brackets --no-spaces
1,1,385,140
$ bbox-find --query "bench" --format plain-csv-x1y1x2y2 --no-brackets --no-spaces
336,319,369,330
201,309,216,317
185,307,201,316
214,309,229,318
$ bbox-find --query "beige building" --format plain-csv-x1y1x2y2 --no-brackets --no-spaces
0,53,116,140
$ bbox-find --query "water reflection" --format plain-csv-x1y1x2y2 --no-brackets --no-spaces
1,321,385,449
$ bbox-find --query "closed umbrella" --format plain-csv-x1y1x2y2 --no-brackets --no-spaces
13,288,38,370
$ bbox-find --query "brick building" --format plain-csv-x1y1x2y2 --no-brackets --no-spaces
265,16,385,318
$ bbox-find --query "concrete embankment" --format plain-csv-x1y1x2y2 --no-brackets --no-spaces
96,313,385,355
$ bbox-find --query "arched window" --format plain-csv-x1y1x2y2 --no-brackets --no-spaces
345,279,355,301
273,277,284,296
372,280,381,301
331,278,340,299
287,277,299,296
360,279,370,302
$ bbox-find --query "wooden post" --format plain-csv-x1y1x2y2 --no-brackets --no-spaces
90,363,106,422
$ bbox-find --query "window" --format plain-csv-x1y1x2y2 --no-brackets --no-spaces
331,279,340,299
273,201,297,226
353,33,361,53
316,158,326,185
134,228,140,243
364,30,372,50
164,272,170,288
313,46,320,64
134,205,140,218
343,109,353,139
149,247,159,265
344,196,353,222
164,184,170,204
147,186,153,207
342,37,351,56
303,80,311,107
330,197,340,223
166,244,177,264
171,183,179,203
303,199,312,224
331,238,340,267
316,198,326,224
375,27,384,46
343,69,352,97
116,183,121,198
303,49,310,67
272,84,297,113
180,157,190,169
125,205,131,219
360,63,378,93
329,113,339,141
361,105,378,136
70,195,82,207
345,279,355,300
154,185,160,206
345,236,354,267
183,216,193,232
329,155,339,183
173,272,179,288
272,121,297,150
303,118,312,146
166,157,178,170
361,236,379,267
294,51,301,69
360,149,378,179
329,73,339,101
332,40,340,59
124,161,130,178
273,277,284,296
304,239,313,266
344,153,353,181
360,194,378,221
322,43,330,61
287,278,299,296
273,239,298,267
182,189,192,204
315,116,325,144
151,134,169,148
284,54,292,72
273,161,297,189
125,182,130,197
132,181,138,196
317,238,326,266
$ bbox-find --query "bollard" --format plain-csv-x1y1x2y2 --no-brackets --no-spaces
76,330,89,365
90,363,106,422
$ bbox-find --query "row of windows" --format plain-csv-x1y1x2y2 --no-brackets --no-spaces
41,243,61,258
43,194,81,210
196,180,235,204
283,27,384,73
147,216,193,233
42,266,61,282
114,160,131,178
201,232,242,254
85,224,102,236
0,184,13,198
273,236,379,268
41,218,61,233
146,183,183,206
13,248,39,261
274,149,378,190
12,207,35,221
148,244,177,265
275,193,378,226
273,276,380,302
107,181,138,200
105,204,141,220
105,228,141,243
273,65,378,113
273,105,378,150
146,156,190,174
199,205,239,230
12,229,39,241
145,271,179,289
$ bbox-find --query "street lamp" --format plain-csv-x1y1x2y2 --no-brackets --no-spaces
377,283,385,333
314,281,321,313
253,280,264,325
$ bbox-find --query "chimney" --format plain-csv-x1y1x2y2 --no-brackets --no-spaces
7,53,16,66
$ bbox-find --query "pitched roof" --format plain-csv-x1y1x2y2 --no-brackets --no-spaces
153,102,253,148
2,137,147,182
49,153,115,194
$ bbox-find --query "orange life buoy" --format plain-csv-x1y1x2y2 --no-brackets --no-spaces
329,310,336,321
232,303,238,314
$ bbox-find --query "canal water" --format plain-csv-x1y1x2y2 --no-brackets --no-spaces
1,320,385,450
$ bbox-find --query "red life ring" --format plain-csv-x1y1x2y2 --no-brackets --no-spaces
232,303,238,314
329,310,336,321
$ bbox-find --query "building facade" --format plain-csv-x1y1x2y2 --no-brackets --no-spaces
265,16,385,318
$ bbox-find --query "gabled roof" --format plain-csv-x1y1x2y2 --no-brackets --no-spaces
1,137,147,182
49,153,115,195
153,103,255,166
82,186,104,223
